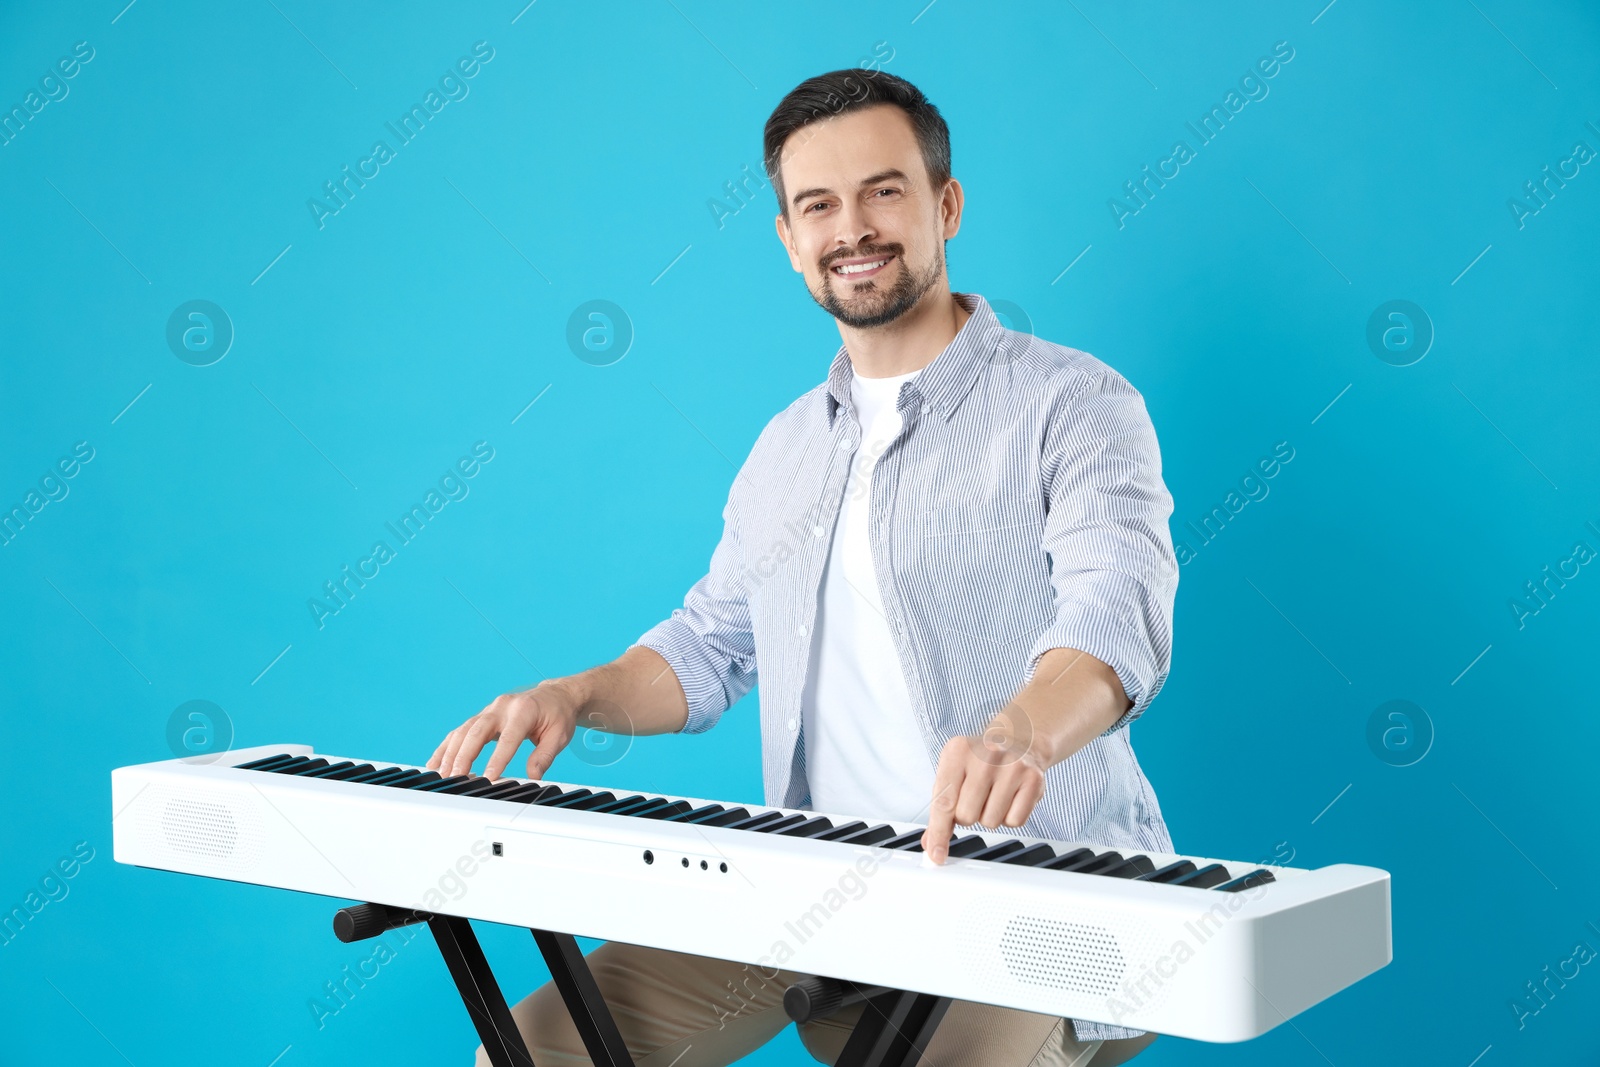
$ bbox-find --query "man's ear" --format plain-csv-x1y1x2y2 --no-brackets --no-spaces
775,211,803,273
940,177,965,241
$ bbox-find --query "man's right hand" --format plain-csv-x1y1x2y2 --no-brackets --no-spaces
427,680,584,782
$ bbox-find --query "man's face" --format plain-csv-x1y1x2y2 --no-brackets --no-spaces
774,104,961,329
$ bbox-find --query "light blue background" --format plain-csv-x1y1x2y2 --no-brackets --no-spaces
2,1,1597,1064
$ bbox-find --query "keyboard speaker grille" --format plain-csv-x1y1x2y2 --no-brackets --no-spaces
999,915,1124,995
162,797,240,859
133,786,263,876
960,895,1171,1017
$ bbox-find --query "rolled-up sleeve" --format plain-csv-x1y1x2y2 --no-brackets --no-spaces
1023,369,1178,735
631,480,758,735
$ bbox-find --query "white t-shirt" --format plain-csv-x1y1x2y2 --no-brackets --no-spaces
799,365,936,823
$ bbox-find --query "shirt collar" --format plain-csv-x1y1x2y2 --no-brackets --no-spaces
824,291,999,429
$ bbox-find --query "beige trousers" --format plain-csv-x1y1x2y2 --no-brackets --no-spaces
472,941,1158,1067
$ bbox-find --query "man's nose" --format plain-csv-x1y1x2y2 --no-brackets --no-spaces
832,201,876,253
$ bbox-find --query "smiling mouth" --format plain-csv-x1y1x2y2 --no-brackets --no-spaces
830,255,894,279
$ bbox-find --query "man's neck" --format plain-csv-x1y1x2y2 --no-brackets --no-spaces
839,289,971,379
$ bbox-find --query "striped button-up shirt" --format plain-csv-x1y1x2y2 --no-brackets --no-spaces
633,291,1178,1042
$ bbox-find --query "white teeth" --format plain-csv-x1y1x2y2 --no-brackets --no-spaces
834,258,890,275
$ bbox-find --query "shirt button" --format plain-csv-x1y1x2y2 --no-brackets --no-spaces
813,525,824,537
797,624,807,637
787,719,797,731
838,438,853,451
921,404,930,414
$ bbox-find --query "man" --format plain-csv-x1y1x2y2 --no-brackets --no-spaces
430,68,1176,1066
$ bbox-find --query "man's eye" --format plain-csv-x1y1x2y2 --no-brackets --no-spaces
874,188,899,198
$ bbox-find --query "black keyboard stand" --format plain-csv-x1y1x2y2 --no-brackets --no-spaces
333,903,947,1067
785,974,952,1067
528,928,634,1065
430,913,540,1067
331,903,634,1067
836,990,952,1067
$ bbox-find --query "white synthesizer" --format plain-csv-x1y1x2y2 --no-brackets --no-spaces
111,744,1391,1043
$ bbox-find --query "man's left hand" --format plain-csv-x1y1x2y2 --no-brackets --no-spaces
920,705,1050,864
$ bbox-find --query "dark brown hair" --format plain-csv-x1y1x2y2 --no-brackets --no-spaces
762,69,951,220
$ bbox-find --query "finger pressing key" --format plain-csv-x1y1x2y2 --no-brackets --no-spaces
922,752,967,865
435,723,467,777
451,717,497,777
484,728,524,781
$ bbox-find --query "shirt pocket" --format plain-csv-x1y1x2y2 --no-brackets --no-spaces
916,494,1055,646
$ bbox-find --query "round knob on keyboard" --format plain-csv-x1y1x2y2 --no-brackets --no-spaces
332,902,430,943
783,976,889,1022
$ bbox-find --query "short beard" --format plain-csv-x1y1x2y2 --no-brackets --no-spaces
810,243,944,329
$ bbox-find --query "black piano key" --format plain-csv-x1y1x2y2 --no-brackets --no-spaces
778,816,836,838
1071,852,1125,875
536,788,596,806
881,830,929,851
452,778,516,797
1137,860,1198,883
424,776,478,794
1040,848,1096,870
752,814,808,834
299,761,356,777
556,791,621,811
1048,849,1118,873
473,780,533,800
613,797,671,817
496,782,563,804
968,839,1027,862
617,798,678,819
689,807,753,827
441,777,496,796
279,758,332,775
666,804,727,823
1102,855,1157,879
382,770,435,788
1001,844,1058,866
1217,868,1277,893
1036,844,1100,870
591,794,651,814
398,771,443,787
349,766,408,785
833,824,897,846
257,756,312,774
636,800,693,820
815,821,869,841
415,775,473,792
236,753,299,771
724,811,786,832
947,835,990,858
316,763,376,781
367,769,414,786
1172,863,1232,889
